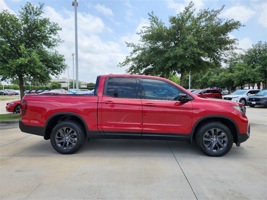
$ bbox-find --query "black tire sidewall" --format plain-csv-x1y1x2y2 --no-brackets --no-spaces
240,98,246,105
50,121,85,154
14,105,21,114
196,122,233,157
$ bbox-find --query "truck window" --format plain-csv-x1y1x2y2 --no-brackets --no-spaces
140,78,183,101
105,77,140,99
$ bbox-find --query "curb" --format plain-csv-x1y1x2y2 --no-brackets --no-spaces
0,120,19,125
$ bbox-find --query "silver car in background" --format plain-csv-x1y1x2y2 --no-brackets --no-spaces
223,89,260,105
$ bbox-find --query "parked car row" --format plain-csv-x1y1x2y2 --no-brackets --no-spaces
223,89,260,105
191,89,222,99
187,88,266,107
6,100,21,114
4,88,267,114
247,90,267,107
0,89,20,95
24,89,50,94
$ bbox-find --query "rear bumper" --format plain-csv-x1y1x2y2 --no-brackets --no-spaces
19,120,45,137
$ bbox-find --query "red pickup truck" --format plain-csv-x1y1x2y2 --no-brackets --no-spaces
19,74,250,156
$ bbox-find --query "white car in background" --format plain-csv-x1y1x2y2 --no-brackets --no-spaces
223,89,260,105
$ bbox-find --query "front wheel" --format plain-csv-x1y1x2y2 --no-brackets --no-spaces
239,98,246,106
196,122,233,157
14,105,21,114
50,121,85,154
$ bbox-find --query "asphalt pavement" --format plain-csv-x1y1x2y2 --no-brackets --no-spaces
0,105,266,200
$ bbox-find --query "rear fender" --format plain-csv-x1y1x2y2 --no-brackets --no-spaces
44,112,88,140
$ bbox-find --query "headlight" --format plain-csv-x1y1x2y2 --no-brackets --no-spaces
231,97,238,99
232,105,246,115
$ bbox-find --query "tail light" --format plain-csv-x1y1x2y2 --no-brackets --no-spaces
21,99,28,116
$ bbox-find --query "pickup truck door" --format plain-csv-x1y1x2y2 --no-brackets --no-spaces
140,78,193,134
99,77,142,134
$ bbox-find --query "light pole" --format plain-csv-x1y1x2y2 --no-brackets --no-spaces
72,53,75,89
67,63,70,91
189,71,191,90
72,0,79,90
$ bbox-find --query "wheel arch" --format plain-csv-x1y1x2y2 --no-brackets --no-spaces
44,112,88,140
190,116,239,144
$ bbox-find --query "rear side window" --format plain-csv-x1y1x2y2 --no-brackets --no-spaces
104,77,140,99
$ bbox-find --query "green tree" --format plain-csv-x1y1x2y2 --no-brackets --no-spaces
242,41,267,88
119,2,242,86
50,81,61,89
87,82,95,90
0,2,66,99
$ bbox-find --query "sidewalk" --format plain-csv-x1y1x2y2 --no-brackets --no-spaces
0,100,9,114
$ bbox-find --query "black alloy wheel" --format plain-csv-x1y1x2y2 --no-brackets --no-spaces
196,122,233,157
50,121,85,154
14,105,21,114
239,98,246,106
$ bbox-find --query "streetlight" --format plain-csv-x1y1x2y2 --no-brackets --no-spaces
72,53,75,89
72,0,79,90
67,63,70,91
189,71,191,89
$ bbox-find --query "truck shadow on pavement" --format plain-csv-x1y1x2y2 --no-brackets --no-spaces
20,139,202,156
80,139,202,157
19,138,249,157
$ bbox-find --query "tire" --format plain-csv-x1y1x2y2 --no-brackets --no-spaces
50,121,85,154
249,105,255,107
196,122,233,157
14,105,21,114
239,98,246,106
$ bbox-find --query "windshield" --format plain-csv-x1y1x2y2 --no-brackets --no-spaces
256,90,267,95
231,90,247,95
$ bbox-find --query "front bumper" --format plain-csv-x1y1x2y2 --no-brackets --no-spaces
248,100,267,106
237,124,250,145
6,106,13,112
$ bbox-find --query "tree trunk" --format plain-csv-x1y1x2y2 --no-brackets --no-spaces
19,74,24,100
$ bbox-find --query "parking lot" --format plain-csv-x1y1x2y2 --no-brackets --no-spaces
0,107,266,200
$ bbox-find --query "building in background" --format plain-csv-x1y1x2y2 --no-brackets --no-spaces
51,78,87,89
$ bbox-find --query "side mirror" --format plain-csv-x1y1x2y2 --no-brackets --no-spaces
176,93,189,103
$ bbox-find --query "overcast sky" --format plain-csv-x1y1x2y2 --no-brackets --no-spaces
1,0,267,83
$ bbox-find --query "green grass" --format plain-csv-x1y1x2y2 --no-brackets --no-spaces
0,113,21,121
0,95,20,101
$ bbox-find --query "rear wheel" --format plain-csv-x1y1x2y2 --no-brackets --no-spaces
249,105,255,107
196,122,233,157
50,121,85,154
